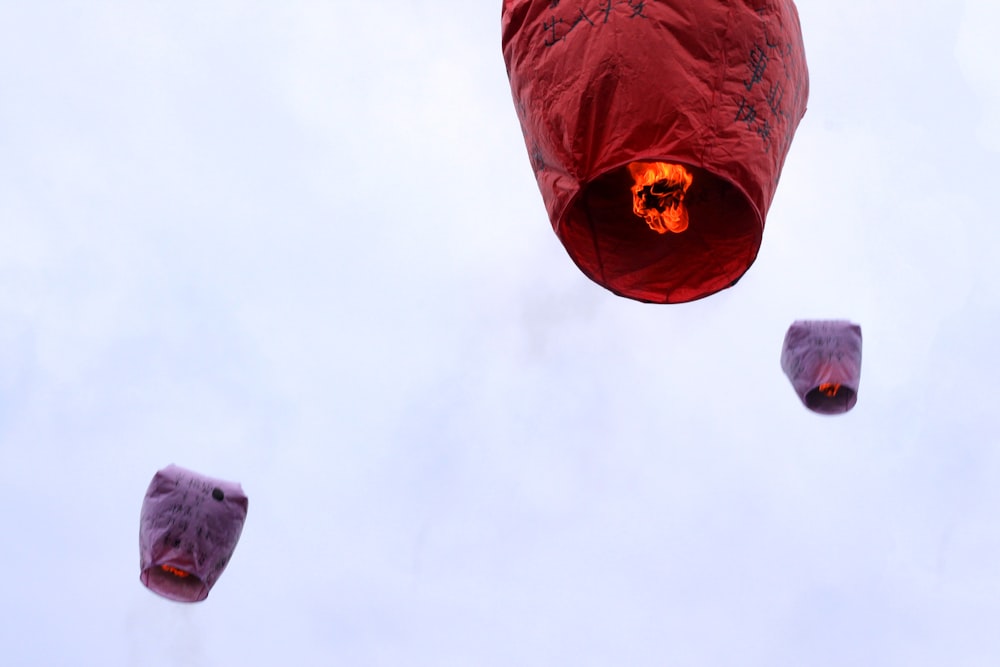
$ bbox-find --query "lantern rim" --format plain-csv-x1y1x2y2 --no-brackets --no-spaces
804,385,859,415
555,156,764,304
140,563,210,603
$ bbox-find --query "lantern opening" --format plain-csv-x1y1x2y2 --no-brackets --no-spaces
804,385,857,415
628,161,694,234
141,562,209,602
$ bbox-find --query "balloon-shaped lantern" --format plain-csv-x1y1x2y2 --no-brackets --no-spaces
502,0,809,303
139,464,248,602
781,320,863,415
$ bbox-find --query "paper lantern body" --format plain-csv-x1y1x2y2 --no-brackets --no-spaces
781,320,862,415
502,0,808,303
139,465,248,602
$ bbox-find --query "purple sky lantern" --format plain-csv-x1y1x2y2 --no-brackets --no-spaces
781,320,863,415
139,464,248,602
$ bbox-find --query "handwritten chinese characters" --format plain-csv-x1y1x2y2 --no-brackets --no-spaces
733,19,807,156
541,0,649,47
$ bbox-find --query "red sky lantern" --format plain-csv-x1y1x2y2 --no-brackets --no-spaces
139,465,248,602
781,320,863,415
502,0,809,303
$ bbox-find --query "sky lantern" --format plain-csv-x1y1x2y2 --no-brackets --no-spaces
139,465,248,602
781,320,863,415
502,0,809,303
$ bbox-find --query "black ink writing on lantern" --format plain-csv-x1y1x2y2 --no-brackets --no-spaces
777,77,806,156
627,0,647,18
530,141,545,173
766,80,784,116
541,0,650,47
542,17,565,46
542,10,593,46
735,97,758,127
755,117,773,147
182,476,216,496
745,44,768,91
597,0,613,22
733,32,805,153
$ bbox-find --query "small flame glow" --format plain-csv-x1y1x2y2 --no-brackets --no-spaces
161,565,190,578
818,383,841,397
628,161,694,234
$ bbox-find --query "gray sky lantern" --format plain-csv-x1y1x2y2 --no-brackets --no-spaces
781,320,863,415
139,465,248,602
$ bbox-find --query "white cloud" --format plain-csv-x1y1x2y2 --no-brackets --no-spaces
957,0,1000,151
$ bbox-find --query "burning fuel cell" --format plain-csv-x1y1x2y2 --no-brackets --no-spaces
628,162,694,234
781,320,863,415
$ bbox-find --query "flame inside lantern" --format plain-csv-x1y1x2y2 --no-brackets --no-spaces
818,383,841,397
161,564,191,578
628,161,694,234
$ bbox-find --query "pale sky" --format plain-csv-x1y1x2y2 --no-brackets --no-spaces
1,2,999,665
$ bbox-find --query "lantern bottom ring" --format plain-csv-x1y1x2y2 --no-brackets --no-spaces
804,385,858,415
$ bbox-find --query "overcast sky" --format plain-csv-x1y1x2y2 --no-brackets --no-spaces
2,1,999,665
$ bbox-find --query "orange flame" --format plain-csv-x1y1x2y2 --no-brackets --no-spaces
161,564,190,578
818,383,841,397
628,161,694,234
